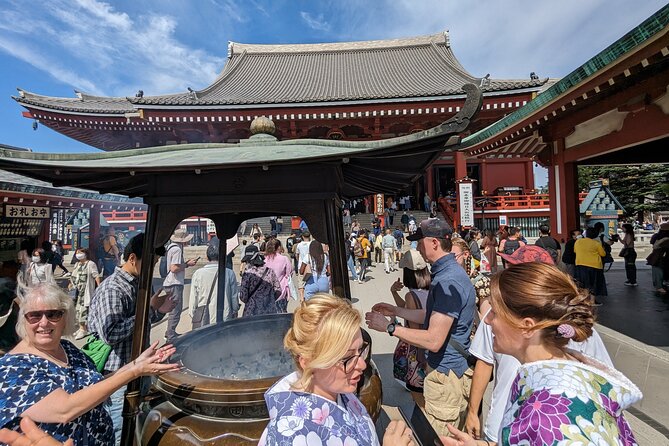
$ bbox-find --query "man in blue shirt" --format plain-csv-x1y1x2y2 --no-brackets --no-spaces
366,218,476,437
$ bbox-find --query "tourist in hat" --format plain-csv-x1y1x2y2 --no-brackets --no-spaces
163,228,198,342
239,245,282,317
366,218,477,436
441,263,638,446
388,249,431,405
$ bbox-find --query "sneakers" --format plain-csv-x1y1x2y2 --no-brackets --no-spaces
624,281,638,287
74,329,88,340
357,279,363,284
61,272,72,278
656,288,668,295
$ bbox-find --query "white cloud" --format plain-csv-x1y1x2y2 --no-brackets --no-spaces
300,11,331,32
0,0,226,97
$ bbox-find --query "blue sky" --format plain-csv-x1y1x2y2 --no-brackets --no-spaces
0,0,666,185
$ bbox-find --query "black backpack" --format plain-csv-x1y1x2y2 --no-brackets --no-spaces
503,239,521,255
536,237,559,264
159,244,179,278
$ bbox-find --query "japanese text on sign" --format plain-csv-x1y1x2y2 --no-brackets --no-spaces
458,183,474,227
375,194,385,216
4,205,50,220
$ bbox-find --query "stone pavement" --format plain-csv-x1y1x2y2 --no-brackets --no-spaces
131,243,669,444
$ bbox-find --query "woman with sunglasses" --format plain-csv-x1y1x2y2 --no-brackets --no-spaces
0,283,180,446
260,294,414,446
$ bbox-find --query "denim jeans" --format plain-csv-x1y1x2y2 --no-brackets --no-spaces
347,255,358,280
108,386,125,446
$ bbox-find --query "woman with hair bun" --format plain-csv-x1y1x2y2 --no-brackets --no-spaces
259,294,414,446
442,262,642,446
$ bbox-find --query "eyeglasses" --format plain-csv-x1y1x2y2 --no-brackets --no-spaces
24,310,65,324
339,341,370,373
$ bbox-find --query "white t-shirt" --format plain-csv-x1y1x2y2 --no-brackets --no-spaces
469,309,613,442
296,241,311,265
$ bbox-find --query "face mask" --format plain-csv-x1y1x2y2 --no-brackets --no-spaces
76,253,86,260
576,235,583,239
32,256,41,263
52,244,57,251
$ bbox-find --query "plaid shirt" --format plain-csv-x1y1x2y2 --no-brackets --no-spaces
88,267,162,372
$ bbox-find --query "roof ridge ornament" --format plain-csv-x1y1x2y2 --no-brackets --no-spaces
228,41,234,59
444,30,450,48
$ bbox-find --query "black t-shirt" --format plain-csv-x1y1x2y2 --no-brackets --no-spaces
536,236,560,263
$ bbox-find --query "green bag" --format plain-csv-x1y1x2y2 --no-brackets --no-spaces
81,333,112,373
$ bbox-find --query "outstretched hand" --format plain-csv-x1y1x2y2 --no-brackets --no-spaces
0,417,73,446
131,341,181,377
365,311,390,333
439,424,478,446
371,302,397,317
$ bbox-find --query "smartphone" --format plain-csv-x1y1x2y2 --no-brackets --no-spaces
399,404,443,446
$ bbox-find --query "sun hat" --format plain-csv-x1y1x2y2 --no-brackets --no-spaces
398,249,428,270
498,244,554,265
406,218,453,241
170,228,193,243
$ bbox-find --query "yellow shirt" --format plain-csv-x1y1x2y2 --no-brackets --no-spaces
357,237,371,259
574,237,605,269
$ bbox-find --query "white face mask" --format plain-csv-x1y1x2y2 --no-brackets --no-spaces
76,253,86,260
52,244,57,251
31,256,41,263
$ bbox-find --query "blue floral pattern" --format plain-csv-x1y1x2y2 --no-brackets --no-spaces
259,372,379,446
0,340,114,445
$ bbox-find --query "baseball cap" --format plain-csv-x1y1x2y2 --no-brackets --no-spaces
498,245,554,265
406,218,453,241
398,249,428,270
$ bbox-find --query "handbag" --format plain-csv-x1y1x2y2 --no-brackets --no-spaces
646,249,663,267
81,333,112,373
392,292,427,389
192,271,218,329
302,261,313,283
288,275,299,301
618,247,629,258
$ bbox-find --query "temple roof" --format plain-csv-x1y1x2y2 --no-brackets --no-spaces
14,32,546,113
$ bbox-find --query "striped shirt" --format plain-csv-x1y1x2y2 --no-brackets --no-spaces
88,267,163,372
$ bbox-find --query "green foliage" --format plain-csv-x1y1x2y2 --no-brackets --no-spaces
578,165,669,219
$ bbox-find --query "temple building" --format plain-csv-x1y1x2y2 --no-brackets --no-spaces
14,32,551,201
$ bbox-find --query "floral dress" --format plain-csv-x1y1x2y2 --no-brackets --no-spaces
500,351,642,445
259,372,379,446
239,264,282,317
0,340,114,445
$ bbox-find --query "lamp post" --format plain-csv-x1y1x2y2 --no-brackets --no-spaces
475,189,498,231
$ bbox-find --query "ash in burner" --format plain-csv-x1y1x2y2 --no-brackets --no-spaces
202,350,293,380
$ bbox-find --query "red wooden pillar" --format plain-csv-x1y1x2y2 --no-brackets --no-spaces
455,151,467,180
547,139,579,242
480,159,489,193
425,166,435,199
524,160,535,192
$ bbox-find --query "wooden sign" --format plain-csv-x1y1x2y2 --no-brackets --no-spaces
3,204,50,219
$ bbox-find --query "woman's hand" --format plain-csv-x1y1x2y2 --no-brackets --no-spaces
364,311,390,332
439,424,479,446
0,417,73,446
131,341,181,377
390,278,404,293
383,420,414,446
371,302,398,317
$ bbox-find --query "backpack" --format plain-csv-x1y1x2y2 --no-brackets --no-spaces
503,239,520,255
536,237,559,264
159,243,179,278
353,238,363,257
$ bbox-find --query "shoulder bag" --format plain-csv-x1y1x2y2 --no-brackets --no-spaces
392,291,427,390
192,270,218,329
81,332,112,373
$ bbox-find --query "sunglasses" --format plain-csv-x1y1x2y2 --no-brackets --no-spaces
24,310,65,324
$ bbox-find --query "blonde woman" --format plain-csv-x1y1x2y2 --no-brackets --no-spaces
259,295,413,446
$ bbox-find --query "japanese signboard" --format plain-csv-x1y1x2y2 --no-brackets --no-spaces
458,182,475,228
4,204,50,219
375,194,385,216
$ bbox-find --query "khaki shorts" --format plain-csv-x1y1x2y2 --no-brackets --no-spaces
423,366,473,437
296,274,305,289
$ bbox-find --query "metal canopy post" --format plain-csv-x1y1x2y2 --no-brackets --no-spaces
216,234,227,324
120,203,160,446
324,197,350,299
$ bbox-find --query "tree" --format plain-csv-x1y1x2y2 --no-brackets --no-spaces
578,164,669,222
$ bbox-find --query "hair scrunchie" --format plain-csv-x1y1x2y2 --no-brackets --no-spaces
557,323,576,339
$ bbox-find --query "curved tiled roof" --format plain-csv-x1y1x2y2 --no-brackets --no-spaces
14,33,547,113
13,89,134,114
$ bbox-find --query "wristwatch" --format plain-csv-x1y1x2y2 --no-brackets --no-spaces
386,321,396,336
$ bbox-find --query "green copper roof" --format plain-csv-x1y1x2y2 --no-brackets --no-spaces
462,4,669,148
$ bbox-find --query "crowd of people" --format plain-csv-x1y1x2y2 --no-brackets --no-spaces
1,211,665,446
